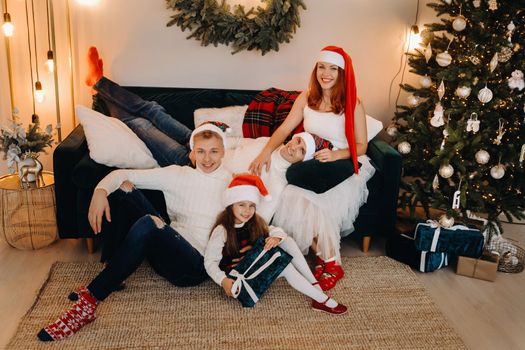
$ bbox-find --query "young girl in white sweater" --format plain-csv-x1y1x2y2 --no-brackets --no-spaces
204,174,347,315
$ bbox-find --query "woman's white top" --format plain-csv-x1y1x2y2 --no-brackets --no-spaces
303,105,347,149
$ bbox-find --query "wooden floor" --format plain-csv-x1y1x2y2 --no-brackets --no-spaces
1,224,524,350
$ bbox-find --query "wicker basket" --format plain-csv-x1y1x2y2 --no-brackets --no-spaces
486,235,525,273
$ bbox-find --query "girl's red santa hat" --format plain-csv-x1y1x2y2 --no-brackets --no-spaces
317,45,359,174
189,121,231,150
223,174,272,207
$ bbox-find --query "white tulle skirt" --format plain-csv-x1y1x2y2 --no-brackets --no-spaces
272,156,376,262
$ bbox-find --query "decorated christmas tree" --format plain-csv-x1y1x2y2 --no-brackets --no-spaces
390,0,525,234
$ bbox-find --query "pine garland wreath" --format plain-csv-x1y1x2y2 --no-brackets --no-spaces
166,0,306,55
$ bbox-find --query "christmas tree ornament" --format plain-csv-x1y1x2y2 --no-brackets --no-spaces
508,70,525,91
432,174,439,190
386,124,398,137
475,149,490,164
493,119,505,145
439,214,455,228
436,51,452,67
424,43,433,63
469,56,480,65
431,103,445,127
498,47,512,62
420,75,432,88
440,128,449,150
472,0,481,7
466,112,480,133
437,80,446,100
519,144,525,163
452,180,462,210
452,16,467,32
455,86,471,98
477,85,493,104
488,0,497,11
439,164,454,178
444,0,452,4
469,171,478,179
398,141,411,154
489,53,498,73
490,164,505,179
407,94,421,106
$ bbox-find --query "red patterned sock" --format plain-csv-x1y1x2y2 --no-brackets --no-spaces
85,46,103,91
37,287,98,341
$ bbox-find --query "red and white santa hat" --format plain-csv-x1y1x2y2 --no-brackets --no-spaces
317,45,359,174
189,121,232,150
292,132,316,161
223,174,272,207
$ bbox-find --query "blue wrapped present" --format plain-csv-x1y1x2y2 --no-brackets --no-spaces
414,221,484,258
228,237,292,308
386,233,450,272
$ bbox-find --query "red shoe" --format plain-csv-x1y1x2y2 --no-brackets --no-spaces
312,297,348,315
317,261,344,291
313,256,325,280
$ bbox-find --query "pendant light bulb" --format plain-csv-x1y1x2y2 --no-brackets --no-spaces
45,50,55,73
35,81,45,103
2,13,14,37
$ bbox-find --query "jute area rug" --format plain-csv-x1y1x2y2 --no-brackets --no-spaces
8,256,466,350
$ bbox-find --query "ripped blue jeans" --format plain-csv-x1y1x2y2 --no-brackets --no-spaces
87,189,207,301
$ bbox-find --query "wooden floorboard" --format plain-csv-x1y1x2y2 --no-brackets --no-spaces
0,224,523,349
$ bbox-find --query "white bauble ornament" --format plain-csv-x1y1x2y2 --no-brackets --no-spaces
443,0,452,4
473,0,481,8
478,86,493,103
386,125,398,137
439,214,455,228
490,164,505,179
407,95,421,107
436,51,452,67
398,141,411,154
475,150,490,164
439,164,454,178
453,16,467,32
420,76,432,88
455,86,471,98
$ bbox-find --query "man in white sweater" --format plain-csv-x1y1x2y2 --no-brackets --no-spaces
223,132,316,222
38,123,232,342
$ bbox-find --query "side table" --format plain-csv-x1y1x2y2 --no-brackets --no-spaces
0,171,58,249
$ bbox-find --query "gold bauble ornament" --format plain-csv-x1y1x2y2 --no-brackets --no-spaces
455,86,471,98
439,164,454,178
452,16,467,32
436,51,452,67
420,75,432,88
439,214,455,228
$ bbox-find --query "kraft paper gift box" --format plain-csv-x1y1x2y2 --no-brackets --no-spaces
414,221,484,258
228,237,293,308
386,233,450,272
456,252,500,282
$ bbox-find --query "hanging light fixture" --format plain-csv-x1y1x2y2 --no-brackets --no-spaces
45,0,54,72
34,81,45,103
29,0,45,103
2,0,14,37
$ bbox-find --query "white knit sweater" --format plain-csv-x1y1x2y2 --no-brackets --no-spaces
95,165,231,255
223,137,291,222
204,222,287,286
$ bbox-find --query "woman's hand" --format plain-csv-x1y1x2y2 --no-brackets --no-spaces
249,150,272,176
314,149,339,162
221,277,235,297
88,188,110,234
264,237,281,250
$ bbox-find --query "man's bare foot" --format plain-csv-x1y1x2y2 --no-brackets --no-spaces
85,46,103,92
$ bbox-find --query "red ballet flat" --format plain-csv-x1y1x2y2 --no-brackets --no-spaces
312,297,348,315
317,261,345,291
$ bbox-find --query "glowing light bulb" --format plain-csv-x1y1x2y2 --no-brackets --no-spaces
2,13,14,37
45,50,55,73
35,81,45,103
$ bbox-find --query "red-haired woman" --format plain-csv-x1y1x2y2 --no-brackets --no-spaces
249,46,368,292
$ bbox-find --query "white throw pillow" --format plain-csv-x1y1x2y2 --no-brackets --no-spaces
366,114,383,142
76,105,159,169
194,105,248,138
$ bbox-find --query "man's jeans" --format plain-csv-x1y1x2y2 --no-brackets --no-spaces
88,189,207,301
94,77,192,166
